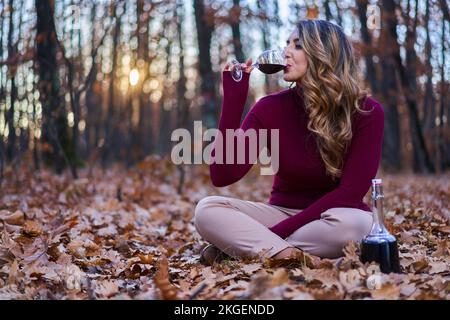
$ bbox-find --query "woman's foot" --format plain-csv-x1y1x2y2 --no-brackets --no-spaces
199,244,229,266
272,247,319,268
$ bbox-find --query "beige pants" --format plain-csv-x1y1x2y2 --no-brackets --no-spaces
194,196,373,259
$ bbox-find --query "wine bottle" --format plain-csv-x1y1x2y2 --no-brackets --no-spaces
360,179,401,273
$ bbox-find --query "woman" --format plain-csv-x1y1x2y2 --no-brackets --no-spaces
194,19,384,265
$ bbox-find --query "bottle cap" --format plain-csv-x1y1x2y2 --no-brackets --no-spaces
372,178,382,185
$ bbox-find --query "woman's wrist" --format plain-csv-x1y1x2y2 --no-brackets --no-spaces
222,71,250,107
222,70,250,90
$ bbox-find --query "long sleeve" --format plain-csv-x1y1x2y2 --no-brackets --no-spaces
209,71,266,187
270,100,385,239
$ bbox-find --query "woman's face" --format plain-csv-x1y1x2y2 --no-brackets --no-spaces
283,29,309,83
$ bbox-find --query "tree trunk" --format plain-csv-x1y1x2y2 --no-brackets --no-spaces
422,0,436,146
157,15,173,156
356,0,379,95
332,0,342,26
103,2,121,165
135,0,152,160
85,1,97,157
439,0,450,22
257,0,272,93
324,0,332,21
6,0,17,161
72,0,83,160
436,14,449,171
230,0,244,63
36,0,76,174
176,1,189,130
0,0,4,184
386,0,434,173
193,0,218,129
379,0,402,172
175,0,189,194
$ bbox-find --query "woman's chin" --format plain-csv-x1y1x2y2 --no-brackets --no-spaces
283,74,295,82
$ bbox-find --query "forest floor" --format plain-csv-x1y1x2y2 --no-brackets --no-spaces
0,156,449,300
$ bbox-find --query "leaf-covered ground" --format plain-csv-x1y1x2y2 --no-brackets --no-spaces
0,156,449,300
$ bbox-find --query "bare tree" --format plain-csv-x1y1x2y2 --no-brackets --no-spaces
175,0,189,194
230,0,244,63
157,8,174,155
390,0,434,173
193,0,218,129
36,0,76,175
6,0,17,161
356,0,379,95
324,0,332,21
436,8,449,171
378,0,402,172
0,0,5,185
423,0,436,138
439,0,450,22
102,1,122,165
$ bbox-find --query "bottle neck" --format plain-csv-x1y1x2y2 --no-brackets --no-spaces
367,184,391,238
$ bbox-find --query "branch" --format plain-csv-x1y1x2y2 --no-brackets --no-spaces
439,0,450,22
0,47,35,66
77,22,115,94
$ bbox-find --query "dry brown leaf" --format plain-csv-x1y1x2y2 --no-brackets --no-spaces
242,263,262,275
7,260,20,285
21,221,43,237
437,226,450,234
400,283,417,297
67,240,87,259
138,253,155,264
432,239,449,257
412,258,429,273
0,210,25,225
94,280,119,298
154,255,180,300
271,268,289,286
371,283,401,300
339,269,363,291
428,261,448,274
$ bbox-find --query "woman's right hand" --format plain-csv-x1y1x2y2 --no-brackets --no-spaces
224,58,254,74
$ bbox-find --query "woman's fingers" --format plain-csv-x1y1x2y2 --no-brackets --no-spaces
244,58,253,73
224,58,253,73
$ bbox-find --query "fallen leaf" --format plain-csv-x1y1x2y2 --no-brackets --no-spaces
154,255,180,300
371,283,401,300
94,280,119,298
22,221,43,237
271,269,289,286
437,226,450,234
242,263,262,275
0,210,25,225
428,261,448,274
7,260,20,285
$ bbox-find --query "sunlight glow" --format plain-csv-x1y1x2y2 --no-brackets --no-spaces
129,69,140,86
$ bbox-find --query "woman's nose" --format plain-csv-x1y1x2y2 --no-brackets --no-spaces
283,47,291,59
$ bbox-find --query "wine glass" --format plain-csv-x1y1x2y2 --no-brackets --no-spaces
230,49,287,82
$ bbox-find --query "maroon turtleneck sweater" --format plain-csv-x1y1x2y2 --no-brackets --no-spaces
209,71,384,239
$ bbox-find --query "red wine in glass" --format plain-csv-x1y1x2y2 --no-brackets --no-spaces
230,49,286,82
258,64,286,74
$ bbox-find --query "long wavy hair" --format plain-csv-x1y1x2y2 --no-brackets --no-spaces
296,19,369,180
